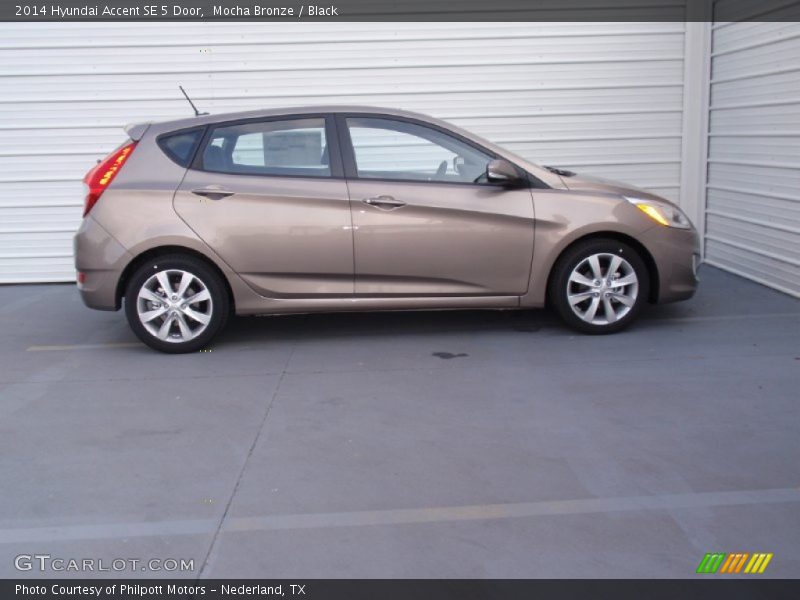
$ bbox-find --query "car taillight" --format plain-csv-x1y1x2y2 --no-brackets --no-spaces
82,142,137,217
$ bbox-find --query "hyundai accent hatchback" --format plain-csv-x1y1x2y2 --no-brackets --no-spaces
74,106,700,353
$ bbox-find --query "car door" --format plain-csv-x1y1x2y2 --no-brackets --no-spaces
339,115,535,296
174,115,354,297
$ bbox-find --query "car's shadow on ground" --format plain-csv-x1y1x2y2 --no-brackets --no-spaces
212,301,695,347
192,266,799,350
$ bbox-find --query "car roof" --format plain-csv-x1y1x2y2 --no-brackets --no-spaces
142,105,442,135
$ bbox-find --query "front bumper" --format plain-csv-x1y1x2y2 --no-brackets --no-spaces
640,225,701,304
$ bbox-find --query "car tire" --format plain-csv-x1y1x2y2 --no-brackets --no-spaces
549,238,650,335
124,254,229,353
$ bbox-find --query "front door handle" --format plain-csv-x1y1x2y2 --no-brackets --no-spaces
191,187,235,200
362,195,406,210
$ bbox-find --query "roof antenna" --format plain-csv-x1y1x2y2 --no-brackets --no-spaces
178,85,208,116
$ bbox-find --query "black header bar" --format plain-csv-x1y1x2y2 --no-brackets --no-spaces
3,0,800,22
4,579,800,600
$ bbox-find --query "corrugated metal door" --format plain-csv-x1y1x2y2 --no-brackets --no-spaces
706,16,800,297
0,22,687,283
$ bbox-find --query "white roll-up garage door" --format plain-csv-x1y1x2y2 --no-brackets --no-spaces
0,22,688,283
706,15,800,297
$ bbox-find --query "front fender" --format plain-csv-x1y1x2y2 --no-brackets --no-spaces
521,190,656,307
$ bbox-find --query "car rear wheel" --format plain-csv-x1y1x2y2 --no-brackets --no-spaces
549,239,649,334
124,255,229,353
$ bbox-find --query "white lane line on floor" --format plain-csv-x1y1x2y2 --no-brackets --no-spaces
26,342,143,352
1,487,798,544
20,311,800,352
224,487,800,533
0,518,214,544
649,312,800,324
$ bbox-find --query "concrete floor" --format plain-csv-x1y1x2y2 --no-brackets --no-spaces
0,265,798,579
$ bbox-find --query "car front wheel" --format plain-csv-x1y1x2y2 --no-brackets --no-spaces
549,239,650,334
124,255,229,353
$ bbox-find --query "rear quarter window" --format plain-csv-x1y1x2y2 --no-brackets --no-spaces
157,128,204,167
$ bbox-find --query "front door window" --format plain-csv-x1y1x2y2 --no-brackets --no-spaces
346,117,492,184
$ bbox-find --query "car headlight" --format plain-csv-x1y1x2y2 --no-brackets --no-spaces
625,196,692,229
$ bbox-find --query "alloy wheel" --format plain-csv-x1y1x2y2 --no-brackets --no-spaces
136,269,213,343
566,253,639,325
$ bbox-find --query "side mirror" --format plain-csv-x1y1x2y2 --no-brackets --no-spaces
486,159,522,185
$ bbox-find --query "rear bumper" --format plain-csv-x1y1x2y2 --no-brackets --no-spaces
73,216,131,311
641,225,701,304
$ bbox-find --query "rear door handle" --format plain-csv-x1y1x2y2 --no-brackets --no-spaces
191,187,234,200
362,195,406,210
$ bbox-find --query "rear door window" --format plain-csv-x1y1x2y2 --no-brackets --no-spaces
200,118,331,178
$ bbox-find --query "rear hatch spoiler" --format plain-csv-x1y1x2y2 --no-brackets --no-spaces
124,122,151,141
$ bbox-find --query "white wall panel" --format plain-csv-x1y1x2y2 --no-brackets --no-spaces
0,22,687,283
707,14,800,297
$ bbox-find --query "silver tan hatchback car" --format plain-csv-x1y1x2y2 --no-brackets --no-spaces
75,106,700,353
